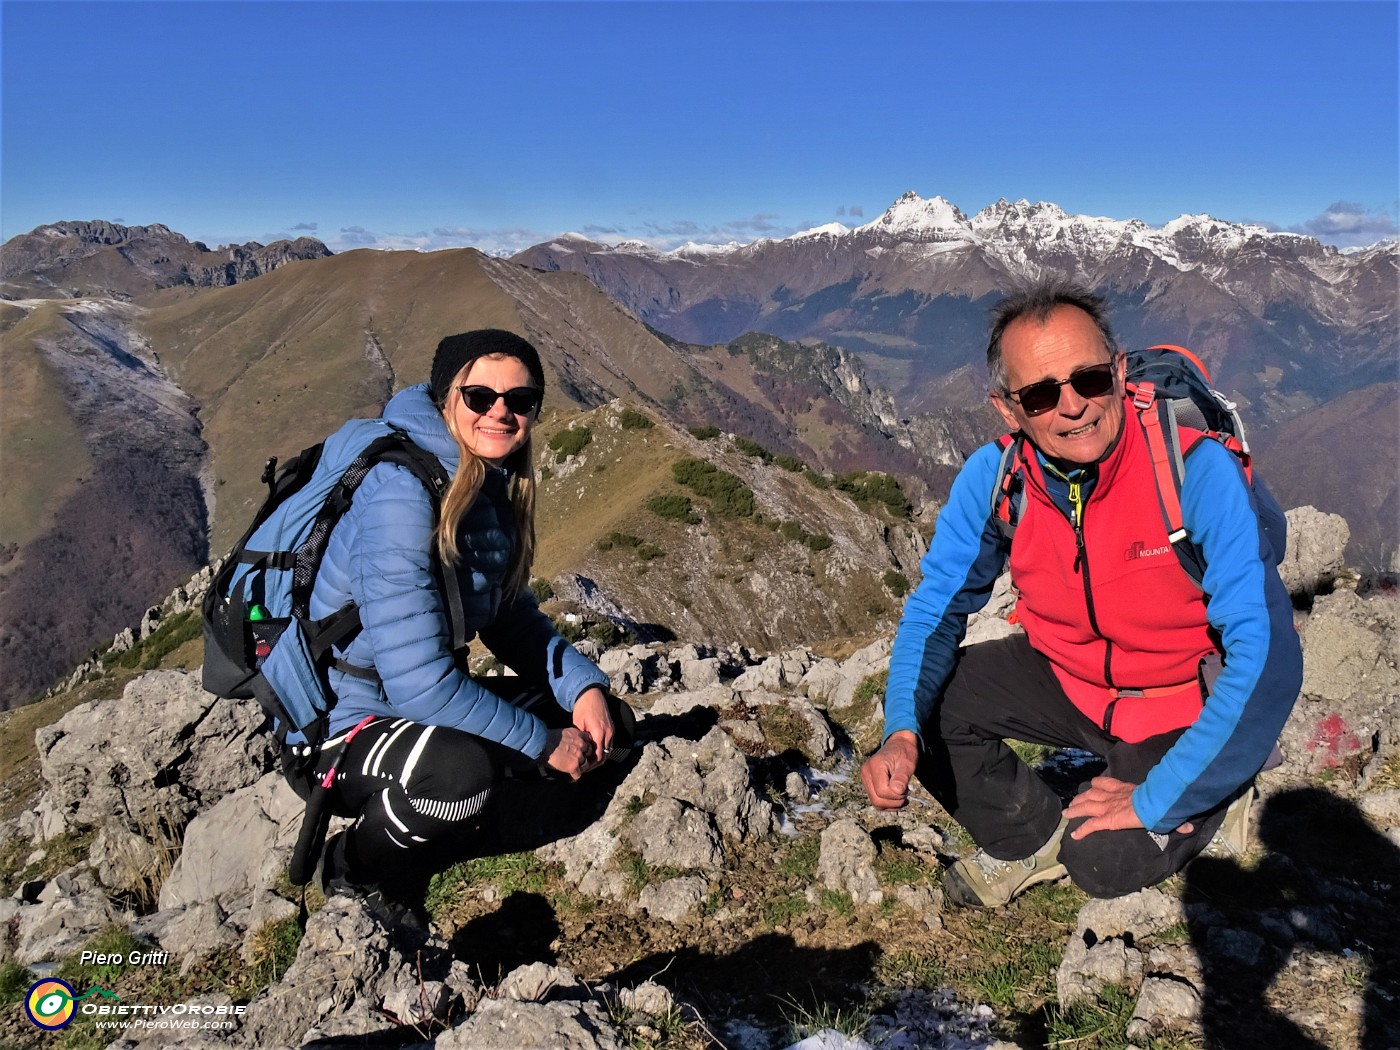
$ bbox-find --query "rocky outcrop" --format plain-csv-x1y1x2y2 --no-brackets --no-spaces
1,505,1394,1048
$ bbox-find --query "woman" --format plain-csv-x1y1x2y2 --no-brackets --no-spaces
303,329,628,913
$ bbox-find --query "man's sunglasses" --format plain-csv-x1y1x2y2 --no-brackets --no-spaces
1003,360,1117,416
458,385,542,416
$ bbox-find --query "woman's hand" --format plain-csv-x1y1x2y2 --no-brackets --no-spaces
540,727,594,780
571,687,614,766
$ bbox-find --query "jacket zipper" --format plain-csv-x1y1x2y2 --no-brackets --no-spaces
1062,472,1116,698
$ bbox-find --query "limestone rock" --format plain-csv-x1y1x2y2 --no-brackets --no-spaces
1277,506,1349,595
637,875,708,922
817,819,882,905
157,773,302,911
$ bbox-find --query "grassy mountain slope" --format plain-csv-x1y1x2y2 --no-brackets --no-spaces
0,302,93,551
531,402,924,652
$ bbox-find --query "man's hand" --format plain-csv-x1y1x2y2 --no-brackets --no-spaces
1065,776,1143,838
861,730,919,810
540,727,595,780
1064,775,1197,839
571,687,614,766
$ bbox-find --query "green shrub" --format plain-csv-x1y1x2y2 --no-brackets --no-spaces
597,532,644,551
883,570,910,597
780,520,808,543
805,533,833,552
646,493,701,524
617,407,654,429
530,578,555,603
587,621,630,647
671,458,755,518
773,453,805,472
548,426,593,462
835,471,911,517
687,424,721,440
553,617,585,643
734,436,771,461
805,470,831,490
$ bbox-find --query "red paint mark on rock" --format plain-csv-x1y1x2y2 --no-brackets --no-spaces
1305,713,1362,768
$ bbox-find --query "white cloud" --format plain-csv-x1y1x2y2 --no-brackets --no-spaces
1290,201,1397,249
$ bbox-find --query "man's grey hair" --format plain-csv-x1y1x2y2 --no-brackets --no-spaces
986,279,1117,394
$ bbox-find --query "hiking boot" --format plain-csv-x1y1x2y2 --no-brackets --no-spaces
943,818,1068,908
315,832,430,935
1201,786,1255,859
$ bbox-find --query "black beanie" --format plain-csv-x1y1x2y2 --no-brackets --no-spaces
429,329,546,407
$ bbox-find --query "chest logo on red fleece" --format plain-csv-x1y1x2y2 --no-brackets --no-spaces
1124,540,1172,562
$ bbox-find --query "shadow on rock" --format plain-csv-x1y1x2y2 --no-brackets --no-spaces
635,704,720,745
1185,786,1400,1049
607,931,882,1028
450,890,562,982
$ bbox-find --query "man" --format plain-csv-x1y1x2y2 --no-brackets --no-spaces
862,280,1301,906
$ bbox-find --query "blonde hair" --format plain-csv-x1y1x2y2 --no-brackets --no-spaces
435,363,538,597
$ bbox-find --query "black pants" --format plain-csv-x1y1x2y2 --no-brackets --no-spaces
914,634,1238,898
318,682,634,889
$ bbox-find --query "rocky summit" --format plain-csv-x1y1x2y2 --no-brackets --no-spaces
0,505,1395,1049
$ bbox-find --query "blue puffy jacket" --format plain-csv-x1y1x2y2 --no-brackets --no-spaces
307,383,608,758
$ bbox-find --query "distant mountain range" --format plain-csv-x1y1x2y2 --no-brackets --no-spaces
0,220,331,300
513,191,1396,415
514,191,1398,566
0,201,1394,707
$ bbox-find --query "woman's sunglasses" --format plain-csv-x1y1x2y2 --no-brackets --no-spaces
1003,360,1117,416
458,385,542,416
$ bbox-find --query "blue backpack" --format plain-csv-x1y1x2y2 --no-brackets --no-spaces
991,344,1287,586
202,418,457,747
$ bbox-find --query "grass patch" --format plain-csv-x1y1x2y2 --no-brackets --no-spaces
853,670,888,706
778,994,871,1043
758,704,811,754
875,844,937,888
113,610,200,671
777,835,821,881
874,949,943,990
1044,982,1137,1048
426,851,557,918
0,960,35,1006
236,917,303,999
818,888,854,915
57,925,144,990
616,848,683,894
763,891,809,927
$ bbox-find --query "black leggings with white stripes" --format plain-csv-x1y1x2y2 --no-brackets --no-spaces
316,684,631,889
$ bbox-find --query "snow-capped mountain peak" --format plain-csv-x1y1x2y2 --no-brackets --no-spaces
861,192,970,239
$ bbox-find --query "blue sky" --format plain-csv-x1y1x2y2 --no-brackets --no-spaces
3,1,1397,254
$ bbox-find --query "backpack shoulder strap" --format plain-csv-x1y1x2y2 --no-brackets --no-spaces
990,433,1027,541
1129,382,1190,546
